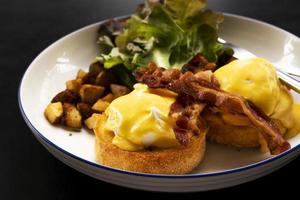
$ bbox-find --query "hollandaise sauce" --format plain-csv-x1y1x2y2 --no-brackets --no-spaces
285,104,300,139
214,58,300,139
104,84,180,151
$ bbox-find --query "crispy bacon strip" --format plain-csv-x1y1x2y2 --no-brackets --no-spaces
169,94,206,145
182,54,217,73
135,65,290,155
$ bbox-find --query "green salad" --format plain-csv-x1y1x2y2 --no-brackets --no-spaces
96,0,233,88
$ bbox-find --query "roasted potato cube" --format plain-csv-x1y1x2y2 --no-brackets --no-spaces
76,69,87,79
81,73,96,84
51,90,78,104
79,84,105,104
110,84,130,98
66,79,82,94
84,113,104,130
77,103,93,119
89,61,104,77
44,102,63,124
92,99,110,112
101,93,114,103
95,70,116,87
62,103,82,129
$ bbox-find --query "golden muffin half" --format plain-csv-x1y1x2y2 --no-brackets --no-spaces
94,84,207,174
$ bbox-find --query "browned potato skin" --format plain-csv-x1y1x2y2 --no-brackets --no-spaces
76,69,87,79
101,93,114,103
79,84,105,104
110,84,130,98
81,73,95,84
51,90,78,104
81,62,105,85
66,79,82,94
62,103,82,129
92,99,110,113
95,70,116,87
77,103,93,119
89,61,104,77
47,65,133,130
44,102,63,124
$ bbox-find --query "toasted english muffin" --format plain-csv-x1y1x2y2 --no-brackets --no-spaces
94,118,207,174
207,121,260,148
204,111,286,150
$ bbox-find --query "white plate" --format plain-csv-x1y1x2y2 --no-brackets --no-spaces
19,14,300,192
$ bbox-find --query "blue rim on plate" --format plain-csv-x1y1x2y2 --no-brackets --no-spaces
18,13,300,179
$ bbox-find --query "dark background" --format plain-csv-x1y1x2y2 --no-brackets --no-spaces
1,0,300,198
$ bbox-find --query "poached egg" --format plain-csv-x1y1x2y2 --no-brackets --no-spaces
104,83,180,151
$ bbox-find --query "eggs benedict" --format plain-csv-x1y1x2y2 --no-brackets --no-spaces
135,63,292,154
94,84,207,174
206,58,300,150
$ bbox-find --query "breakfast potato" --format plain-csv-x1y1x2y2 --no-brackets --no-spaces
62,103,82,129
81,73,96,85
79,84,105,104
84,113,104,130
66,79,82,94
95,70,116,87
44,102,63,124
51,90,78,104
76,69,87,79
77,102,93,119
101,93,114,103
110,84,130,98
92,99,110,112
81,62,105,84
46,61,131,131
89,61,104,77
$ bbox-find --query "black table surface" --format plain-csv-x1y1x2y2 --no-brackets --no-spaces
2,0,300,198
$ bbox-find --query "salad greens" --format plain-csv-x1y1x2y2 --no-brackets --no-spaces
96,0,232,88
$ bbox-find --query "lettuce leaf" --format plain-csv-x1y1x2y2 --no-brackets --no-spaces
97,0,232,72
165,0,207,26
